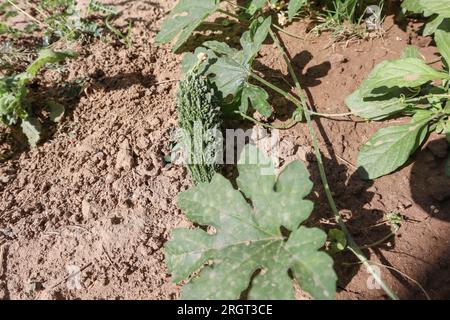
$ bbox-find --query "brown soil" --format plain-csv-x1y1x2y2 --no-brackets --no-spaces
1,1,449,300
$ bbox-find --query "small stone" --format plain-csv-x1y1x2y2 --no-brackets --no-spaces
81,199,92,219
116,140,135,170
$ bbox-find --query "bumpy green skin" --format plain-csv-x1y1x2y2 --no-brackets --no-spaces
176,72,222,184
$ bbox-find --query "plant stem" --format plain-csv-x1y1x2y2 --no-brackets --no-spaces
250,72,353,118
249,72,302,106
310,111,353,118
269,28,399,300
360,228,398,249
273,25,306,40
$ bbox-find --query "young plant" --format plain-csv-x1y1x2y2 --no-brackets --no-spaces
159,0,398,299
38,0,116,44
402,0,450,36
0,49,76,145
166,144,337,299
346,30,450,178
3,0,125,45
310,0,364,40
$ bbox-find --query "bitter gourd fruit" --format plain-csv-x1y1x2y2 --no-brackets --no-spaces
176,69,222,184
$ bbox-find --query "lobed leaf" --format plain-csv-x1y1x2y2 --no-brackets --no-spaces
203,17,273,116
240,83,272,117
166,145,336,300
155,0,220,52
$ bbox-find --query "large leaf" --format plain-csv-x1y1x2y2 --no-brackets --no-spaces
209,54,248,99
26,49,77,76
418,0,450,17
345,87,409,120
358,118,431,179
360,58,450,95
435,27,450,68
166,144,336,300
155,0,220,52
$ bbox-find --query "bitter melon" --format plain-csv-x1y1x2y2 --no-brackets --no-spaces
176,69,222,184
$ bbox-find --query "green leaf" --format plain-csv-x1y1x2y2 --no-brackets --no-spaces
155,0,220,52
435,27,450,67
181,47,217,75
246,0,266,15
204,17,272,116
360,58,450,95
26,49,77,77
241,16,272,63
423,16,445,36
418,0,450,17
21,118,42,146
358,118,431,179
288,0,306,20
402,0,424,14
401,46,423,59
240,83,272,117
47,100,65,122
345,87,409,120
208,54,248,99
166,145,336,300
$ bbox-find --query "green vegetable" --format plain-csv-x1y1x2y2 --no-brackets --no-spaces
176,67,222,184
166,144,337,299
